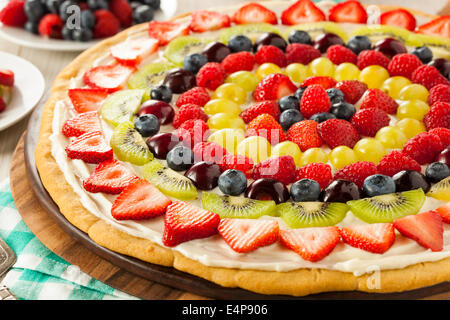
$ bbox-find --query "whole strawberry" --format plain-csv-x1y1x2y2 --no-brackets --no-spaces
287,120,323,152
376,150,421,177
240,100,280,123
255,45,287,67
350,107,390,137
317,119,360,149
285,43,321,65
253,73,297,101
221,51,255,74
411,65,450,90
357,50,390,70
335,80,368,104
252,155,296,185
333,161,378,188
301,76,337,90
219,154,254,178
0,0,27,27
246,113,286,144
428,84,450,106
326,44,357,65
423,102,450,130
300,84,331,118
387,53,422,79
360,88,399,114
402,131,444,165
296,163,332,189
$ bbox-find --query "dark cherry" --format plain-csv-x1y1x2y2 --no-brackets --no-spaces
162,68,196,94
373,38,407,59
184,161,222,190
436,147,450,167
321,180,362,203
428,58,450,79
392,170,431,193
313,33,345,53
254,32,288,52
146,132,183,159
244,178,290,204
138,100,175,125
201,41,231,63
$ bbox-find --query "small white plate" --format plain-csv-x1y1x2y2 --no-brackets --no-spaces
0,52,45,131
0,0,178,52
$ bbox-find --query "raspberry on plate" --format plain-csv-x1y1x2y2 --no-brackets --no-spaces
93,9,121,39
428,84,450,106
39,13,64,39
109,0,133,28
287,120,323,152
326,45,357,65
255,45,287,68
350,107,390,137
221,51,255,74
176,87,210,108
296,163,332,189
252,155,297,185
376,150,421,177
196,62,226,90
253,73,297,101
193,141,228,163
240,100,280,123
172,103,209,128
246,113,286,145
335,80,368,104
360,88,399,114
219,153,254,178
285,43,321,65
387,53,423,80
402,131,444,165
411,65,450,90
0,0,27,27
300,84,331,118
423,102,450,130
356,50,390,70
333,161,378,188
317,118,360,149
176,119,210,148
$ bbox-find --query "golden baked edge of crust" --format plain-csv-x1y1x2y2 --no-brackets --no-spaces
34,8,450,297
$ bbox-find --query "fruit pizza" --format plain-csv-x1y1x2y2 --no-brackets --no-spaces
35,0,450,296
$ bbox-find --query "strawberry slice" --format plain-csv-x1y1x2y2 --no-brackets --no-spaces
66,131,113,164
435,203,450,224
148,21,190,46
68,88,110,113
163,201,220,247
111,179,171,220
0,69,14,87
0,97,6,113
218,218,279,253
394,211,444,252
280,227,340,262
61,111,102,137
379,9,416,31
110,38,158,66
328,0,368,24
253,73,297,101
190,10,231,32
83,64,135,93
340,223,395,254
231,2,277,25
83,159,139,194
416,15,450,38
281,0,326,25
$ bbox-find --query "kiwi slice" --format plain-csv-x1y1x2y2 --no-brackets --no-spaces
100,89,144,127
427,176,450,201
220,23,282,44
142,160,198,200
110,121,153,166
277,202,349,228
350,25,419,47
285,22,349,42
164,36,212,66
347,189,426,223
127,61,176,90
201,192,276,219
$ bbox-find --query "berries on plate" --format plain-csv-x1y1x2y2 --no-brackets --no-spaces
38,13,64,38
219,153,254,178
281,0,326,25
231,2,277,25
134,114,160,138
362,174,396,197
376,150,421,177
189,10,231,33
93,9,121,39
299,84,331,118
0,0,27,27
301,76,337,90
411,65,450,90
296,162,332,189
429,127,450,147
217,169,248,196
166,145,194,171
326,44,357,65
221,51,255,74
317,118,360,149
66,131,113,164
402,131,444,165
280,109,304,131
285,43,321,65
340,223,395,254
172,103,208,129
387,53,423,80
193,141,228,164
350,107,390,137
176,86,210,108
286,120,322,152
196,62,226,90
252,155,296,185
428,84,450,105
290,178,322,202
333,161,377,188
425,162,450,183
253,73,297,102
183,53,208,74
176,119,210,148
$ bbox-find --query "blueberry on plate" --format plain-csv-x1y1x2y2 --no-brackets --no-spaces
80,10,96,30
62,22,74,40
309,112,336,123
278,95,299,112
362,174,396,197
290,178,321,202
326,88,345,104
411,46,433,64
72,28,93,42
25,21,40,35
288,30,312,45
166,145,194,171
133,5,155,24
46,0,64,14
142,0,160,10
59,0,78,21
150,84,173,103
218,169,248,196
346,35,372,55
425,162,450,183
280,109,303,131
87,0,108,11
134,114,160,137
330,101,356,120
228,35,253,53
25,0,46,22
183,53,208,74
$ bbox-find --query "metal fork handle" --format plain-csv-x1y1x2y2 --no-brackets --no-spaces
0,285,17,300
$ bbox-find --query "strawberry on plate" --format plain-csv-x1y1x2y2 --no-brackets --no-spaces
163,201,220,247
317,118,360,149
83,159,139,194
287,120,323,152
416,15,450,38
218,218,279,253
83,63,135,93
280,226,340,262
253,73,297,102
340,223,396,254
360,88,399,114
300,84,331,118
240,100,280,124
245,113,286,145
281,0,326,25
252,155,296,185
111,179,172,220
61,111,102,137
394,210,444,252
65,131,113,164
0,69,15,87
231,2,277,25
110,38,159,66
328,0,368,24
148,21,190,46
190,10,231,32
435,203,450,224
68,88,110,113
380,9,416,31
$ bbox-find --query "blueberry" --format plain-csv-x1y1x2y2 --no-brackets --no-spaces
80,10,96,30
310,112,336,123
326,88,345,104
183,53,208,74
290,179,321,202
129,1,141,11
87,0,108,10
133,5,154,24
280,109,303,131
72,27,93,42
142,0,160,10
45,0,63,14
25,21,39,34
166,145,194,171
294,87,306,100
278,95,299,112
218,169,248,196
228,35,253,53
362,174,396,197
411,46,433,64
288,30,312,45
134,114,160,137
61,23,73,40
425,162,450,183
347,35,372,55
150,85,172,103
25,0,46,22
330,101,356,120
59,0,77,21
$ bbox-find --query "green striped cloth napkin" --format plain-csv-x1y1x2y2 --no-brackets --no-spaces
0,178,138,300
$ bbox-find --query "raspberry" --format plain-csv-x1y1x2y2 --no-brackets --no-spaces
221,51,255,74
301,76,337,90
196,62,226,90
240,100,280,124
335,80,368,104
246,113,286,145
176,87,210,108
356,50,390,70
109,0,133,27
402,132,444,165
300,84,331,118
333,161,378,188
93,9,121,39
255,45,287,67
326,45,357,65
428,84,450,105
0,0,27,27
193,141,228,163
428,128,450,147
350,108,390,137
360,88,398,114
176,119,210,148
287,120,322,152
285,43,321,65
423,102,450,130
411,65,450,90
220,154,254,177
172,103,208,128
253,73,297,101
38,13,64,39
296,163,332,189
252,155,296,185
387,53,422,80
317,119,360,149
376,150,421,177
